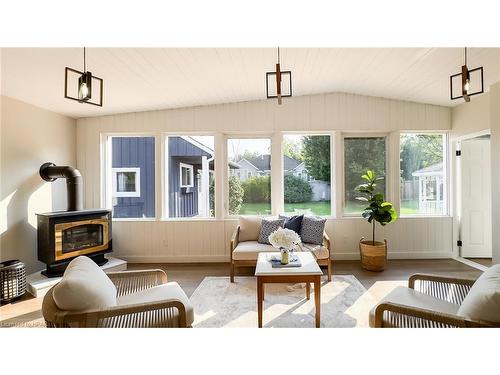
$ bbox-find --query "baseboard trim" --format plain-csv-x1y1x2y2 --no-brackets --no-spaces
333,251,454,260
117,252,453,263
116,255,229,263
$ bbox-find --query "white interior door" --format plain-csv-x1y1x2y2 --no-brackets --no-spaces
460,137,492,258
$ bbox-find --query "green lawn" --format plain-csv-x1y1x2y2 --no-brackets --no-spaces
345,199,420,216
238,199,421,216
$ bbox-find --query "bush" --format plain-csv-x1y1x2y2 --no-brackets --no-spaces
284,174,312,203
228,176,244,214
241,176,270,203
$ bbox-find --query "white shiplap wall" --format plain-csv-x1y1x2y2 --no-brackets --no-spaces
77,92,453,262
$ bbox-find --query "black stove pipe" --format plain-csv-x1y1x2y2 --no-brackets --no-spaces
39,162,83,211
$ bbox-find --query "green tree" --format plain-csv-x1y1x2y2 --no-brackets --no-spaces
283,138,303,161
228,175,244,214
344,137,386,201
302,135,330,181
400,134,443,180
284,174,312,203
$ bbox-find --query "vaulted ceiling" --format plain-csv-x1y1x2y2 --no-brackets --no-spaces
2,48,500,119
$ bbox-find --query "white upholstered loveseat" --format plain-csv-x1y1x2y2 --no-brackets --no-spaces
230,216,332,282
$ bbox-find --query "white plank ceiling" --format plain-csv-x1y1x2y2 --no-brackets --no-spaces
1,48,500,119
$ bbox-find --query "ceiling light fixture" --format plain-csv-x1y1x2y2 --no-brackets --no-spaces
266,47,292,105
64,47,103,107
450,47,484,103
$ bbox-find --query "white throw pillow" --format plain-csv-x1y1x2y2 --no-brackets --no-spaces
458,264,500,323
238,216,262,242
52,256,117,311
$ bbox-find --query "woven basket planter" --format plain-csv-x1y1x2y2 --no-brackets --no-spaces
359,239,387,271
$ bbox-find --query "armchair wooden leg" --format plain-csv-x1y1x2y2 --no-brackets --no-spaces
327,259,332,282
230,261,235,283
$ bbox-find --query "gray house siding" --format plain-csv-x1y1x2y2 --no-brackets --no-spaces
112,136,155,218
168,137,212,217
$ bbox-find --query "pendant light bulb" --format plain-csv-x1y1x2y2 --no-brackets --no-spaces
78,82,89,100
464,79,470,94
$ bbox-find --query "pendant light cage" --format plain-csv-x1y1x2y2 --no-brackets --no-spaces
450,47,484,102
64,47,104,107
266,47,292,103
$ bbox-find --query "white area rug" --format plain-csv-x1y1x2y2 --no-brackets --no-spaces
190,276,378,328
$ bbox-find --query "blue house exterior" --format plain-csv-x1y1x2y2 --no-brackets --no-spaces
111,136,214,218
112,136,155,218
168,137,214,218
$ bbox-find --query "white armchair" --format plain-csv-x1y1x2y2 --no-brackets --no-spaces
42,256,193,328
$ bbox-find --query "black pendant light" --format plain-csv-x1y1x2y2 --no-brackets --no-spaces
64,47,103,107
266,47,292,105
78,48,92,101
450,47,484,103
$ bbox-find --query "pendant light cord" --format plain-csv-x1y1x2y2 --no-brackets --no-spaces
464,47,467,66
277,47,280,64
83,47,86,73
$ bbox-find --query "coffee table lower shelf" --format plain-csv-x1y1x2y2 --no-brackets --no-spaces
256,274,321,328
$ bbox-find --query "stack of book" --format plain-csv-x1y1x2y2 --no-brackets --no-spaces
269,254,302,268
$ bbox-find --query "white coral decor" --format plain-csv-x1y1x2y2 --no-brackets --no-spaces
268,228,301,250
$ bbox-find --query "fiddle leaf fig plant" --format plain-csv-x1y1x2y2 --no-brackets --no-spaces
355,170,397,245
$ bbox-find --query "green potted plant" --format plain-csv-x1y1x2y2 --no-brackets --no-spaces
355,170,397,271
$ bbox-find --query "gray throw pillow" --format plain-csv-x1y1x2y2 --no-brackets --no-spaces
258,218,285,244
300,216,327,245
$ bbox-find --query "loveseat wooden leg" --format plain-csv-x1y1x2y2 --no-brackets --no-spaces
327,259,332,282
230,261,235,283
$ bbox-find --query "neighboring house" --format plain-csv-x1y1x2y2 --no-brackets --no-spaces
230,154,309,181
167,136,214,218
111,136,156,218
229,153,330,202
111,136,216,218
412,162,444,214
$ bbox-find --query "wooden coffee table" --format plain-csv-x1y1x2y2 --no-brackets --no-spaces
255,251,323,328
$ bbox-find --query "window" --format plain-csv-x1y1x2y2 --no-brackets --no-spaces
344,136,386,215
112,167,141,197
180,163,194,187
400,133,447,216
283,134,331,216
166,135,215,218
108,136,155,219
227,138,271,215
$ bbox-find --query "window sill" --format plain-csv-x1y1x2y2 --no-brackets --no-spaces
112,218,157,222
160,217,217,222
398,215,452,219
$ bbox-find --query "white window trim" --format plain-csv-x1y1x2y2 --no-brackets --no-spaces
162,133,218,221
112,167,141,197
281,132,335,218
398,131,450,218
340,132,390,218
225,135,274,217
179,162,194,188
101,133,157,222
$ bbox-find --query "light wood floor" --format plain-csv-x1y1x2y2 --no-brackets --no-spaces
0,259,485,328
465,258,493,267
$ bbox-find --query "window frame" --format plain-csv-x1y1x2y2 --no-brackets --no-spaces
398,131,449,218
281,132,334,217
225,134,273,217
179,162,194,188
162,133,217,221
102,133,158,221
112,167,141,197
340,132,390,218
